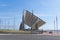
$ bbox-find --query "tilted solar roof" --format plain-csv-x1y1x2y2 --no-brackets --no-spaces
23,10,46,28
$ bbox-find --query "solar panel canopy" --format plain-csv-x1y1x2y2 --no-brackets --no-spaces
23,10,46,29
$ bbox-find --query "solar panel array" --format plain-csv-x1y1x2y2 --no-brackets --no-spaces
24,10,46,29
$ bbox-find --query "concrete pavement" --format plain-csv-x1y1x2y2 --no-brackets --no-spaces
0,34,60,40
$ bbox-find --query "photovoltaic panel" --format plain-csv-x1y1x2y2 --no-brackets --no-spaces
24,10,46,28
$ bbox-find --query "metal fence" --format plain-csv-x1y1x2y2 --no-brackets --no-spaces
0,16,59,32
0,17,17,30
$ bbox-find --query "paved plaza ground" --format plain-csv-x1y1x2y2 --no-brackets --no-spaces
0,34,60,40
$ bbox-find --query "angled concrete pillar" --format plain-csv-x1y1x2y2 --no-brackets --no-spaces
19,22,25,30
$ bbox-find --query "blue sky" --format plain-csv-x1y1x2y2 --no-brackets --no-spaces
0,0,60,30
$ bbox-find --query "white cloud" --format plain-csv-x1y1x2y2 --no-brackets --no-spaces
40,1,48,7
0,4,7,7
34,13,56,17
